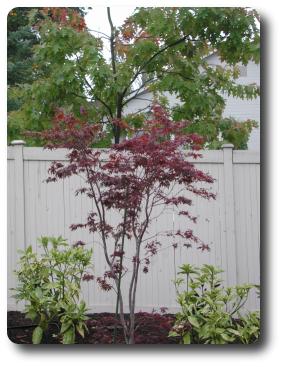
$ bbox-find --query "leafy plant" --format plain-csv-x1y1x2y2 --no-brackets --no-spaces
13,236,93,344
229,311,260,344
218,117,259,150
170,264,260,344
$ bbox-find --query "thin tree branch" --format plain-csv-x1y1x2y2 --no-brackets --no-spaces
107,7,117,78
85,167,111,267
133,97,154,103
121,34,191,99
72,51,114,118
70,91,88,100
126,104,152,116
160,70,194,81
122,77,156,106
82,75,114,118
87,28,111,39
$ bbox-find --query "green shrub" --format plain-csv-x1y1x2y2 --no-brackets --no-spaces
169,264,260,344
13,236,93,344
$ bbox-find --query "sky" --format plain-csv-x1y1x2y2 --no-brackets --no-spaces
85,6,135,59
85,6,135,33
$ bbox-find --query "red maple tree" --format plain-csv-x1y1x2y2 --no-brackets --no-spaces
29,104,215,344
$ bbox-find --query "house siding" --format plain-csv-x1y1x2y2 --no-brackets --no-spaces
200,54,260,151
125,54,260,151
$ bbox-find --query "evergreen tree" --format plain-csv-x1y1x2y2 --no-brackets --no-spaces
8,8,38,111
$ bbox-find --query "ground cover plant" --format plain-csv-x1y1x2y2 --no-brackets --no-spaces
13,236,93,344
28,104,216,344
169,264,260,344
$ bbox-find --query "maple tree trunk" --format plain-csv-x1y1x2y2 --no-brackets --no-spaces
113,200,128,343
117,290,129,343
128,261,137,343
128,263,141,344
127,239,142,344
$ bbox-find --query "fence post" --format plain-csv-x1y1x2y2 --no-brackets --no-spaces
9,140,26,310
222,144,237,286
10,140,26,254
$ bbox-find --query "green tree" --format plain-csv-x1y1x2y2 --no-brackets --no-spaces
7,7,87,143
9,7,260,147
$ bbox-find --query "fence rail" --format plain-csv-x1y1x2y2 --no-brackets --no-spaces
7,142,260,313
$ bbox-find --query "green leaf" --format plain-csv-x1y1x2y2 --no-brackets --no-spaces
62,326,75,344
35,287,43,298
32,326,43,344
187,316,200,328
227,328,240,336
178,264,198,275
168,331,179,337
76,323,85,338
60,320,73,334
26,310,37,321
221,333,235,342
183,332,191,344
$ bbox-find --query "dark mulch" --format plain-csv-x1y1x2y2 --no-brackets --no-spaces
7,311,180,344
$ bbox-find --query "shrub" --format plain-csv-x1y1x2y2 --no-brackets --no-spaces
169,264,260,344
13,236,93,344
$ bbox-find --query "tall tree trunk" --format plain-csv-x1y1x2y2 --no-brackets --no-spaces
113,124,121,144
114,94,123,144
107,7,123,145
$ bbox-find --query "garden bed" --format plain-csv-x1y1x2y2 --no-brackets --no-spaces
7,311,180,344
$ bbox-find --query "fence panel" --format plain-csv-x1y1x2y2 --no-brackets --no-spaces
7,143,260,312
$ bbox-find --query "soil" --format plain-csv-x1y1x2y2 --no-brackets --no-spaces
7,311,180,345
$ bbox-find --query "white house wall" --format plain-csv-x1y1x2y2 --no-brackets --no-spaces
124,54,260,151
206,54,260,151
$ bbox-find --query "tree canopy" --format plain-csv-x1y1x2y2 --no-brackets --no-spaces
7,7,87,142
8,7,260,148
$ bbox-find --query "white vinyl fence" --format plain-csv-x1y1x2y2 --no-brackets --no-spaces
7,142,260,313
